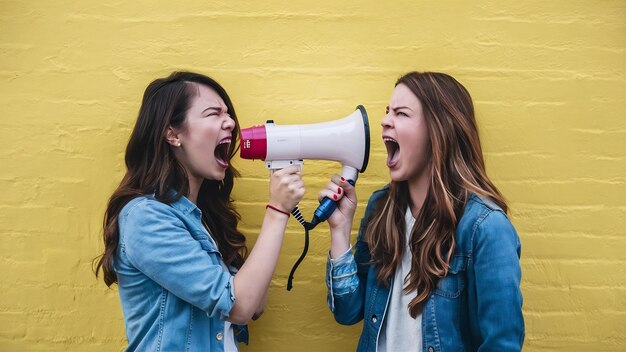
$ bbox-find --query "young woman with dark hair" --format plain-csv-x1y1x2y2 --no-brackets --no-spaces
320,72,524,351
94,71,304,351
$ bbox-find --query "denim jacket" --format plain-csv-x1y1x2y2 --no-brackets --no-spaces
114,193,248,351
326,186,524,352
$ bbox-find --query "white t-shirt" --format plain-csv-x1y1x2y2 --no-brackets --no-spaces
377,207,423,352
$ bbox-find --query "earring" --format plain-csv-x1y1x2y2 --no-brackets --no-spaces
177,142,181,147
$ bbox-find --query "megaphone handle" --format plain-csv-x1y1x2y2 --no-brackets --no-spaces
265,159,304,170
313,178,355,223
311,165,359,226
313,197,339,222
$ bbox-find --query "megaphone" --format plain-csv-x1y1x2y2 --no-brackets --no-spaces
240,105,370,229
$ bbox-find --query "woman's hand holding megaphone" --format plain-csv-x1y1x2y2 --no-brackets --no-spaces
318,174,357,259
268,165,305,215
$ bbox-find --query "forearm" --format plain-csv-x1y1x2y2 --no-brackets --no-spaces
326,245,365,325
329,223,352,259
252,288,268,320
230,209,288,323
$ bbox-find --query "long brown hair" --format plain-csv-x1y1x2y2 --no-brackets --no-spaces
94,71,247,287
366,72,507,317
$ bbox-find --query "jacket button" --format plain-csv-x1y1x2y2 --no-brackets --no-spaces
428,347,434,352
372,314,378,323
216,332,223,341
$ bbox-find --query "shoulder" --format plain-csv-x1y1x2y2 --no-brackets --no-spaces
458,194,519,252
118,195,193,252
460,194,507,226
119,194,179,227
363,184,390,217
368,184,390,201
355,184,389,243
121,194,158,214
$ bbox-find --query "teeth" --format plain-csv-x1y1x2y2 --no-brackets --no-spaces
383,137,398,143
218,138,231,145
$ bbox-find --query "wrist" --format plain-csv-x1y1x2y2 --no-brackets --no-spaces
329,222,352,236
266,204,290,218
330,242,351,260
330,226,352,250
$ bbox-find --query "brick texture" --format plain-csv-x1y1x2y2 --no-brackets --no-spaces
1,1,624,350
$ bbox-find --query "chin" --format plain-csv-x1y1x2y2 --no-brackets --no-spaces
388,169,407,182
201,170,226,181
211,172,226,181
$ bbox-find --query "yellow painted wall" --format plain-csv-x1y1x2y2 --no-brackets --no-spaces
1,1,624,350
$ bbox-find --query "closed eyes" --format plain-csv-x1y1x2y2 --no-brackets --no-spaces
386,106,411,117
203,106,228,117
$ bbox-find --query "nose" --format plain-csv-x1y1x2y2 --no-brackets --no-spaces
223,114,236,132
381,112,393,129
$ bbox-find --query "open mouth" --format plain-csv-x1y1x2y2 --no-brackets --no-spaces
214,137,231,168
383,137,400,168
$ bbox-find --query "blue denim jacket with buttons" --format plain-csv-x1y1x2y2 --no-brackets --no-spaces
326,186,524,352
114,193,248,351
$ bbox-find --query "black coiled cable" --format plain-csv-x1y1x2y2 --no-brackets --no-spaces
286,206,314,291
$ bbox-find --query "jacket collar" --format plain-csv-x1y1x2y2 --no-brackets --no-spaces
162,190,201,217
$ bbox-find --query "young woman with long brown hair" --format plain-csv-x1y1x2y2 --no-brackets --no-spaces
94,71,304,351
320,72,524,351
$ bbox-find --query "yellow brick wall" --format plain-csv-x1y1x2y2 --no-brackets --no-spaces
1,1,624,350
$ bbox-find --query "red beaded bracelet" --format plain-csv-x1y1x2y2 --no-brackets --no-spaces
266,204,290,217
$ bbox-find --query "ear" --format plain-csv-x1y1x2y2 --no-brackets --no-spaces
166,126,181,147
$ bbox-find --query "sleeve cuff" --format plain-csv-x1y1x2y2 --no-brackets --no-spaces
329,246,353,266
326,245,358,294
211,274,237,320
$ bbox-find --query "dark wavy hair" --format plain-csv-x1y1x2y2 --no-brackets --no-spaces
366,72,507,317
94,71,247,287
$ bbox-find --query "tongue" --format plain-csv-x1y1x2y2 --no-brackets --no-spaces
215,149,229,168
387,148,400,168
215,156,229,168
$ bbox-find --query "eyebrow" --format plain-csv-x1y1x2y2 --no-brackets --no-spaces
386,105,413,112
202,106,224,114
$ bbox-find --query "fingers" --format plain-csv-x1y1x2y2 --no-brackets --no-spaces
288,179,305,189
318,188,344,203
332,174,355,192
269,166,305,211
322,174,356,200
276,173,303,190
272,165,301,176
288,180,306,197
318,177,345,202
270,166,301,189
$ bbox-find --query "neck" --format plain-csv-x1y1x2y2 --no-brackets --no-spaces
407,170,431,218
187,175,203,204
